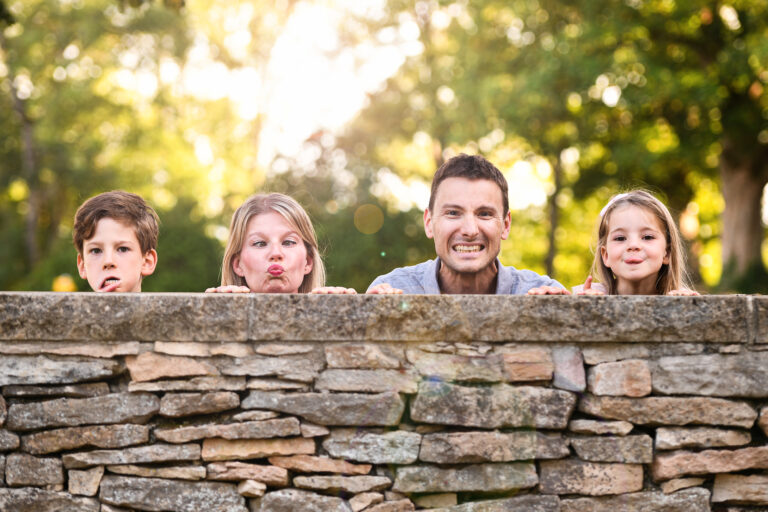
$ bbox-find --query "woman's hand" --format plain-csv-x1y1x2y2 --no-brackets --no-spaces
527,285,571,295
668,289,700,296
366,283,403,294
311,286,357,294
574,276,605,296
205,285,251,293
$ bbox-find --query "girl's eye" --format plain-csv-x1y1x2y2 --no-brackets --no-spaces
643,234,656,240
613,235,626,242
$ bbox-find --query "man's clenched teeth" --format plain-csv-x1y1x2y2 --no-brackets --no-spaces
453,244,483,253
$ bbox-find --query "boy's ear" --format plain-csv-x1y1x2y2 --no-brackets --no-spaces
141,249,158,277
76,253,87,279
232,255,245,277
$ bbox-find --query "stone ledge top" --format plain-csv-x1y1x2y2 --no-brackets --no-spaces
0,292,761,344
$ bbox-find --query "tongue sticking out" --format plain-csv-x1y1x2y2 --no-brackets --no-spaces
100,278,120,292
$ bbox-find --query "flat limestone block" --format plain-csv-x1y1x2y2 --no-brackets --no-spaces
393,463,537,493
100,475,247,512
713,473,768,504
755,296,768,343
539,459,643,496
251,488,352,512
323,429,421,464
425,495,560,512
0,488,99,512
560,488,710,512
0,355,121,387
651,352,768,397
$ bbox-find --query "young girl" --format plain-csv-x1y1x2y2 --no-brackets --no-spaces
576,190,698,296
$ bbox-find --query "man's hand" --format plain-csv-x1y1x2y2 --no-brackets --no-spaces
527,285,571,295
366,283,404,294
205,285,251,293
574,276,604,296
311,286,357,294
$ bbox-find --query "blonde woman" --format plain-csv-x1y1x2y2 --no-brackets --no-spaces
206,193,354,294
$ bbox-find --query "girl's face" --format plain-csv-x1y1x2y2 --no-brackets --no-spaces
233,212,313,293
601,204,669,294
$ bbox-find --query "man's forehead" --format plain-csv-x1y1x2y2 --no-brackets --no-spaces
433,177,505,209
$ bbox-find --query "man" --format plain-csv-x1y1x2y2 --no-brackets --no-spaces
367,153,564,294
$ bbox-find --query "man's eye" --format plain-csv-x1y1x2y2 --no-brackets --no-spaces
478,211,493,217
446,210,459,216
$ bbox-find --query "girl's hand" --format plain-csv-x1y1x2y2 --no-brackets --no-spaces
574,276,605,296
668,289,700,296
367,283,403,294
527,285,571,295
205,285,251,293
311,286,357,294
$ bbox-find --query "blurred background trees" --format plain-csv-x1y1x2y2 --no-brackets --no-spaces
1,0,766,293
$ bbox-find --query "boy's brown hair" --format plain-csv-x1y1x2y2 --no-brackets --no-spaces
73,190,159,254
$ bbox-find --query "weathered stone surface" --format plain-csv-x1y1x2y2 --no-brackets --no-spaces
350,492,384,511
0,341,140,358
0,355,121,386
294,475,392,494
0,395,5,426
652,445,768,480
366,499,415,512
156,417,300,443
588,360,651,397
202,437,315,461
62,443,201,469
159,391,240,417
246,378,309,391
326,343,403,369
301,422,330,437
100,475,247,511
219,354,324,383
0,488,99,512
126,352,218,382
268,455,371,474
68,466,104,496
757,296,768,343
316,369,419,393
552,346,586,392
582,344,651,365
101,504,132,512
0,293,249,342
21,424,150,454
406,350,504,382
411,381,576,429
569,435,653,463
3,382,110,398
713,473,768,504
539,459,643,495
413,493,457,509
0,429,20,451
129,376,246,392
154,341,254,357
655,427,751,450
652,352,768,397
232,410,280,422
579,394,757,428
6,392,159,431
5,453,64,486
560,488,711,512
426,495,560,512
107,464,206,480
568,419,633,436
242,391,405,426
393,463,537,493
251,488,352,512
238,479,267,497
660,477,706,494
760,407,768,436
323,429,421,464
0,455,4,485
254,343,315,356
206,461,289,485
500,348,554,381
419,431,568,463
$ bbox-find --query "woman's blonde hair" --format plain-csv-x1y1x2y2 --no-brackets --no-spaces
592,189,694,295
221,193,325,293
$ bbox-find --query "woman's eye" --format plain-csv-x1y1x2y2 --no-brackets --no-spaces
252,241,266,247
283,239,297,246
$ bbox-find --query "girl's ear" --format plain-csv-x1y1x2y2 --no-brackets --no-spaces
663,245,671,265
233,255,245,277
600,245,610,268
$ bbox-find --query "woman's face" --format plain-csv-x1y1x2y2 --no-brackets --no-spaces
233,211,313,293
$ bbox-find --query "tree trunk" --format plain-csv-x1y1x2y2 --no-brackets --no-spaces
545,156,562,278
719,139,768,291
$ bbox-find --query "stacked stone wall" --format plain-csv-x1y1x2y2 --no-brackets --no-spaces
0,292,767,511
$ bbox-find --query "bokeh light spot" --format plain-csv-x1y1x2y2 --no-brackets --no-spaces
354,204,384,235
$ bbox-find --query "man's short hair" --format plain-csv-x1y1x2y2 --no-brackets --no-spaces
73,190,159,254
429,154,509,215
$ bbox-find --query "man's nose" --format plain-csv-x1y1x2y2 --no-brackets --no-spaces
461,215,479,236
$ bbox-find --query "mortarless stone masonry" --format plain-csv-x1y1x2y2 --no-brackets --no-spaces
0,292,766,511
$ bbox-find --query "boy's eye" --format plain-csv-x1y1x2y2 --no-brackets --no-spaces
117,246,130,253
89,248,102,254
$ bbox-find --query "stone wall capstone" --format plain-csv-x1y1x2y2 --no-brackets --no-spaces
0,292,767,511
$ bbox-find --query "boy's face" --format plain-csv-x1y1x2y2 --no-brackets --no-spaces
77,217,157,292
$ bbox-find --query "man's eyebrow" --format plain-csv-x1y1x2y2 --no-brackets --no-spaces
440,204,465,210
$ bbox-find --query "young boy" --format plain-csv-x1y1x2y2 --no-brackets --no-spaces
73,190,159,292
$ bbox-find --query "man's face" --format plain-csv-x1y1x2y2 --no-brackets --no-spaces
424,177,511,275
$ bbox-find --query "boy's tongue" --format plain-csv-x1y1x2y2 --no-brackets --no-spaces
100,278,120,292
